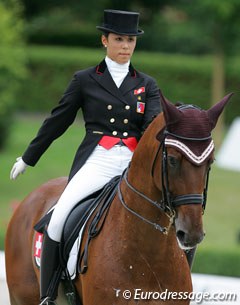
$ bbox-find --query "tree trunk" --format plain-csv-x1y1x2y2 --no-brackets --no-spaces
211,49,225,148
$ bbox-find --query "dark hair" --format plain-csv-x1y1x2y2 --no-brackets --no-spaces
102,31,109,37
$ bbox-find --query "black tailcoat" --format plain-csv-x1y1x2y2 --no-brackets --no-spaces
22,60,161,180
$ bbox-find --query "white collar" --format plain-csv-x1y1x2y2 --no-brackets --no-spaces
105,56,129,73
105,56,129,88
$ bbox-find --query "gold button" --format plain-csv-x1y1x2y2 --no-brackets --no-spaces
123,119,128,124
110,118,115,123
107,105,112,110
112,131,118,136
123,132,128,137
125,105,130,110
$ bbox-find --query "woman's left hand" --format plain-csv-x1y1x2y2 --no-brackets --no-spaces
10,157,28,180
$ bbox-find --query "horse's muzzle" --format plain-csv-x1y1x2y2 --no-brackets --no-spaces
176,228,205,250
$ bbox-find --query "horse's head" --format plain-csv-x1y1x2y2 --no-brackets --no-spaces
155,92,233,250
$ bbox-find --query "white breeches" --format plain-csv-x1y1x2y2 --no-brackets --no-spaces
47,145,133,241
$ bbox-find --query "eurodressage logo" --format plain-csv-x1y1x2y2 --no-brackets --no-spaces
34,232,43,267
114,288,238,303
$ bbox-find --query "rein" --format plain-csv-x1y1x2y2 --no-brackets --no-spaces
118,124,211,235
118,169,174,234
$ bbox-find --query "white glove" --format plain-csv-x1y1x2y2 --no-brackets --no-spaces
10,157,28,180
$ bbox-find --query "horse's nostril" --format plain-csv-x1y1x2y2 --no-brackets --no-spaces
176,230,185,242
176,229,205,248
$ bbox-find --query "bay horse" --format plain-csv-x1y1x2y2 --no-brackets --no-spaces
5,93,232,305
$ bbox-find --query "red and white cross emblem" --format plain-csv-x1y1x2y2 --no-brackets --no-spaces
134,87,145,95
34,232,43,258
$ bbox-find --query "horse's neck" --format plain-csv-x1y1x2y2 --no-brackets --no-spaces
118,178,177,264
118,115,174,250
128,114,164,200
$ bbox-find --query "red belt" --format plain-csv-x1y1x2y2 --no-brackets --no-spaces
99,136,138,152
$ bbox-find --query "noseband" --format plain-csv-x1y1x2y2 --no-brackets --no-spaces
118,107,211,234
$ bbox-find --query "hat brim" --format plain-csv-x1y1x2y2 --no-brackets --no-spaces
96,26,144,36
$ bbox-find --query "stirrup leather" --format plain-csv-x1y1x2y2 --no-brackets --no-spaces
39,296,57,305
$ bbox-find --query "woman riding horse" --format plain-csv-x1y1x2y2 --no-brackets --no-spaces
6,91,233,304
10,9,162,305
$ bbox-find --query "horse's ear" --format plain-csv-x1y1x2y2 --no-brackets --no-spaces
160,90,182,126
207,93,234,130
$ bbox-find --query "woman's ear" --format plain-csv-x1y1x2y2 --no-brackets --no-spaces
101,35,107,48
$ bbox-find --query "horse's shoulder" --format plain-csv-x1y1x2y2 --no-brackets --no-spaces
39,176,68,191
28,176,67,196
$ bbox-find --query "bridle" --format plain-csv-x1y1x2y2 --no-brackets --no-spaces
118,169,174,234
118,106,212,234
118,130,211,234
153,128,211,213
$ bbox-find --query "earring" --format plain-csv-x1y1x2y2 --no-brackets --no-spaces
104,45,107,48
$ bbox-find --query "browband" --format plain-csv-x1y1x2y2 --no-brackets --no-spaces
165,138,214,165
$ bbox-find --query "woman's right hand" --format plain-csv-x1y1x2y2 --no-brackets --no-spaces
10,157,28,180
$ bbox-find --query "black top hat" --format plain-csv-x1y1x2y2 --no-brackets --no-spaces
96,9,144,36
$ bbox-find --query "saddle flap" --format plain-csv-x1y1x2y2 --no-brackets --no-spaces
61,196,99,261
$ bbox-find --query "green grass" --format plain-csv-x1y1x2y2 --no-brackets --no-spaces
200,166,240,250
1,115,240,275
0,114,85,249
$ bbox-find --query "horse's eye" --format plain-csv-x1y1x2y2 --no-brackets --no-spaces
168,155,178,168
208,157,215,166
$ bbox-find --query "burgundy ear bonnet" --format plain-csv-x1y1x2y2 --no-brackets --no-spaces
158,93,233,165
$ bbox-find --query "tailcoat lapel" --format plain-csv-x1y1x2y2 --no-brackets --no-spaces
90,60,144,104
119,64,143,96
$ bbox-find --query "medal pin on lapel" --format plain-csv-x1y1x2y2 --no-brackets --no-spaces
136,102,145,114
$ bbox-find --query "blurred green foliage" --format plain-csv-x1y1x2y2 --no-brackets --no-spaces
20,0,240,56
193,248,240,277
0,0,26,149
17,45,239,125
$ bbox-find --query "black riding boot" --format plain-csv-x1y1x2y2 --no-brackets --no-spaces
185,247,197,270
39,232,62,305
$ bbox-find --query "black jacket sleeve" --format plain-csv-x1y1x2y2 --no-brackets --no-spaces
141,76,162,131
22,73,82,166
